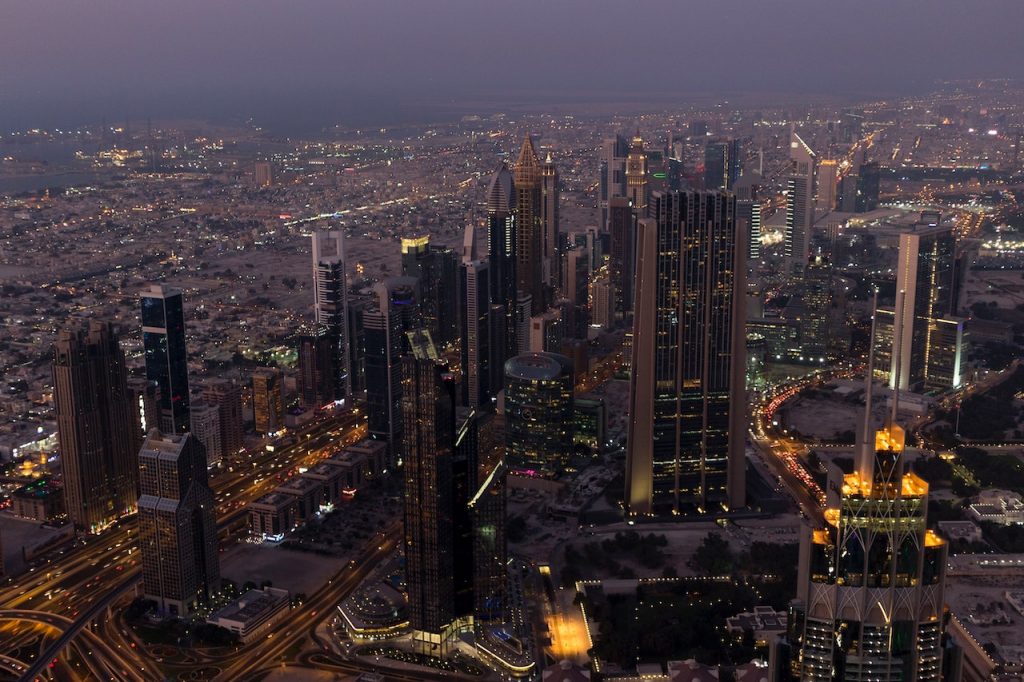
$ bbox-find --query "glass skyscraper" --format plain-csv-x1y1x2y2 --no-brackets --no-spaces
504,352,574,476
141,284,191,434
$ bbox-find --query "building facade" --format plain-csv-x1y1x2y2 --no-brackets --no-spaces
141,284,191,434
504,352,574,476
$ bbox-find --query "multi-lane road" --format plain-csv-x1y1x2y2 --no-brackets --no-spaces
1,408,367,680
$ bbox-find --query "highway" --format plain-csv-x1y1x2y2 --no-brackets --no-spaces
0,409,366,680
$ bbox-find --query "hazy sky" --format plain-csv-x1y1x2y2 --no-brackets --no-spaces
2,0,1023,133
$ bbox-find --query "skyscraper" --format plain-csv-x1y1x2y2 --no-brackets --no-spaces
203,379,243,458
513,134,544,308
625,132,648,216
189,401,222,467
816,159,838,212
599,134,629,229
296,325,336,410
402,344,457,652
626,191,747,515
137,431,220,617
608,196,635,318
504,352,574,476
799,254,833,363
785,132,816,272
364,281,409,466
401,235,459,346
52,321,140,532
703,138,741,191
312,228,350,401
885,223,962,391
141,284,191,434
855,161,881,213
541,152,560,292
487,164,518,370
251,368,284,435
461,255,494,408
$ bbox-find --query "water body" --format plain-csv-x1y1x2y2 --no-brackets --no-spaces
0,172,105,196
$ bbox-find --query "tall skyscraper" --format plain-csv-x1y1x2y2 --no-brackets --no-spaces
703,138,741,191
608,196,635,318
402,344,457,652
504,352,574,476
514,134,545,308
401,235,458,346
297,325,335,410
312,228,351,401
626,191,747,515
785,132,816,272
541,152,560,292
52,321,140,532
251,368,284,435
799,254,833,363
137,431,220,617
487,165,518,370
816,159,838,211
203,379,243,458
461,256,494,408
599,134,629,229
855,161,881,212
189,402,222,467
364,281,411,466
625,132,648,216
885,223,962,391
141,284,191,434
127,377,160,437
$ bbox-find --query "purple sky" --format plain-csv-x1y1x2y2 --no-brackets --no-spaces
2,0,1023,132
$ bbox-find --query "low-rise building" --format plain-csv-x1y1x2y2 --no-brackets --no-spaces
301,462,344,508
248,492,298,541
11,477,64,522
342,439,388,477
725,606,787,647
968,490,1024,525
207,587,290,643
325,449,368,492
275,476,324,522
938,520,984,544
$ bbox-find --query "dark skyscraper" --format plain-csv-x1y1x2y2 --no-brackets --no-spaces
504,352,574,476
855,161,881,212
401,342,457,652
401,235,458,346
461,256,494,408
599,134,629,229
607,195,635,318
141,284,191,434
251,368,284,436
513,134,544,309
703,138,741,191
312,228,350,401
297,325,335,409
541,151,560,294
52,321,140,532
137,430,220,616
364,280,413,467
626,191,747,515
487,165,518,370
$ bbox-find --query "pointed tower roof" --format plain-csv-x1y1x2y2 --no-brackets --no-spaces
486,163,514,214
514,133,541,186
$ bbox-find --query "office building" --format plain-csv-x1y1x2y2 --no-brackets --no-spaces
203,379,243,458
704,138,741,191
626,191,747,515
251,368,284,436
855,161,881,212
886,223,960,391
528,308,563,353
816,159,838,212
364,280,414,465
127,377,160,437
296,325,335,410
141,284,191,434
401,235,459,346
52,321,140,532
625,132,648,215
541,152,560,291
487,164,518,368
189,401,222,467
589,272,615,332
311,228,350,401
402,345,457,652
137,431,220,617
607,196,635,317
254,161,273,187
800,254,832,363
573,395,607,456
785,132,816,272
504,352,574,475
461,256,495,408
514,134,545,308
599,134,629,228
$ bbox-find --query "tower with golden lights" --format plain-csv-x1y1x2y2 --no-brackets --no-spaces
513,134,544,309
625,131,648,215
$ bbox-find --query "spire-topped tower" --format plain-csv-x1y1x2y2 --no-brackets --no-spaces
625,132,648,215
513,134,544,308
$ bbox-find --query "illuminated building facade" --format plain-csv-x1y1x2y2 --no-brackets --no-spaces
487,164,518,370
52,321,140,532
312,228,351,400
251,368,283,436
785,132,816,272
541,152,560,292
504,352,574,475
625,132,648,215
514,134,545,308
297,324,336,409
626,191,747,515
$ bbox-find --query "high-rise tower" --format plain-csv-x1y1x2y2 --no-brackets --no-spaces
487,165,518,370
52,321,140,532
513,134,544,308
785,132,816,272
141,284,191,434
625,132,648,216
625,191,747,515
312,228,351,401
608,196,635,318
137,431,220,617
541,152,560,293
504,352,574,476
599,134,629,229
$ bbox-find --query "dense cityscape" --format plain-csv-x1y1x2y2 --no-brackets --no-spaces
3,4,1024,682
